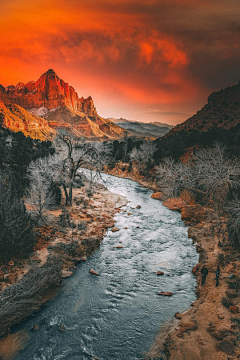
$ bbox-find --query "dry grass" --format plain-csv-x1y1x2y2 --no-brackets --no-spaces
0,256,62,337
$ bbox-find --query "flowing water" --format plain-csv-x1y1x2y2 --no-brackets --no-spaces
15,174,198,360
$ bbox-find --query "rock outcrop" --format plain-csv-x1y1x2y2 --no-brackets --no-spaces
0,69,125,139
0,69,96,114
169,81,240,135
0,102,55,141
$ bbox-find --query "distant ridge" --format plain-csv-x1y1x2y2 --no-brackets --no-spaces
108,118,173,138
168,81,240,136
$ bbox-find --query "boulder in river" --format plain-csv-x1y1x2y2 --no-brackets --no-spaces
157,271,164,276
158,292,173,296
136,205,141,209
111,227,120,232
90,269,99,276
116,245,123,249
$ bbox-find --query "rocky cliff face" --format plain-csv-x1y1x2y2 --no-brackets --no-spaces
0,102,55,141
169,81,240,135
0,69,125,139
0,69,97,115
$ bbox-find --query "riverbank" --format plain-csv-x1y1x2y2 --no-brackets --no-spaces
0,181,127,360
106,163,240,360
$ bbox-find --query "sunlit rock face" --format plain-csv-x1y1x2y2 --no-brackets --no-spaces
0,102,55,140
1,69,97,115
0,69,125,139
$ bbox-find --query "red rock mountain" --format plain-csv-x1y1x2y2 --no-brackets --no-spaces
169,81,240,135
0,69,125,139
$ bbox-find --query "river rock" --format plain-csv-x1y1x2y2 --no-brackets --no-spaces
157,271,164,276
175,312,182,319
59,324,66,331
151,192,164,200
90,269,99,276
116,245,123,249
136,205,141,209
62,270,73,279
192,263,201,274
180,322,197,331
158,292,173,296
217,339,234,355
229,305,239,314
111,227,120,232
163,197,186,211
81,256,87,261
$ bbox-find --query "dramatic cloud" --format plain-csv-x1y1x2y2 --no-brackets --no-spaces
0,0,239,124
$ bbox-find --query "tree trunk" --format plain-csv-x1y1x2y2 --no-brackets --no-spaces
63,184,70,206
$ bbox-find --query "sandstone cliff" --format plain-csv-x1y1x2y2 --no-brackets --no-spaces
0,102,55,141
0,69,125,139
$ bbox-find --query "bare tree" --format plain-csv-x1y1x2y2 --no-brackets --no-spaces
130,141,157,174
225,197,240,246
193,143,238,206
53,133,110,205
156,157,194,199
27,160,56,223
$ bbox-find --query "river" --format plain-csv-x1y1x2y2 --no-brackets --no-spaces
15,174,198,360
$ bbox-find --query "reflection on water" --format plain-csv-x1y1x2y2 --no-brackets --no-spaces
15,174,198,360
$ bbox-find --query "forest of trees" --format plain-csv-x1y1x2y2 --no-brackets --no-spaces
0,127,114,265
1,123,240,265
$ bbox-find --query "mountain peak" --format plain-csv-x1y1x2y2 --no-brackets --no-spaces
0,70,126,139
46,69,57,76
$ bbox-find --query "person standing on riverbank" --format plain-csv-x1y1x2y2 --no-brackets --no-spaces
201,265,208,285
215,265,220,287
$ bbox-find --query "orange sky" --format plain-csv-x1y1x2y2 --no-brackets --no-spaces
0,0,239,124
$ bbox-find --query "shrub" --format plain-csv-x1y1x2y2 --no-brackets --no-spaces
228,277,240,291
0,256,62,337
221,296,234,309
58,207,71,227
52,241,83,258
